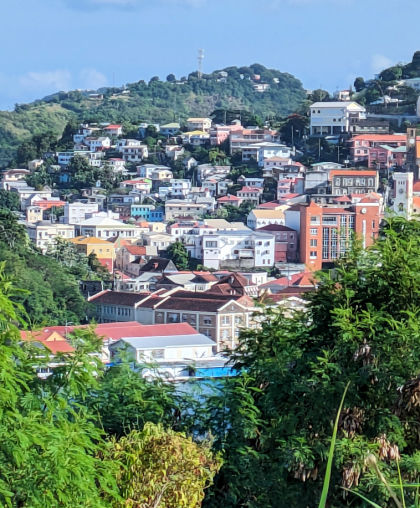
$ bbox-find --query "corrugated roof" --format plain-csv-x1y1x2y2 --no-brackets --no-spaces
114,334,215,349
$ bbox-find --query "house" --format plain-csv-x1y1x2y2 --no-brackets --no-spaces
181,130,210,146
165,199,211,220
349,134,406,164
141,233,174,252
186,117,212,132
217,194,242,208
120,178,152,194
210,121,242,146
119,144,148,163
79,216,141,240
368,145,406,170
115,244,158,272
107,158,126,172
229,127,280,154
257,224,298,262
151,290,256,351
109,333,216,365
103,124,123,136
160,123,180,136
310,101,366,136
237,187,263,206
247,208,287,229
329,169,379,195
259,271,315,296
84,136,111,152
155,272,218,293
69,236,115,272
202,229,275,270
27,221,75,253
150,168,173,184
1,169,30,190
165,145,185,160
62,202,99,225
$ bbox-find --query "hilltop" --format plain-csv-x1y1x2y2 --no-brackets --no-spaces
0,64,306,167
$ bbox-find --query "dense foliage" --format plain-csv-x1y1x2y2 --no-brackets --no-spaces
0,210,108,325
201,217,420,507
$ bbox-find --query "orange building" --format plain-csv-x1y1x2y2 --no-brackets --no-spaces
70,236,115,272
286,198,382,270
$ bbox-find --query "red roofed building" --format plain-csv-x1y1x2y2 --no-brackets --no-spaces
237,186,263,206
103,124,123,136
217,194,242,207
349,134,407,164
259,271,316,295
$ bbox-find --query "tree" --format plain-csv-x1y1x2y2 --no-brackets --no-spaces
354,77,365,92
204,217,420,507
106,423,221,508
379,66,403,82
166,73,176,83
309,89,330,102
0,267,117,507
0,190,20,211
165,241,189,270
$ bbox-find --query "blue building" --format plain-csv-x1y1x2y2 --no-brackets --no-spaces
130,204,164,222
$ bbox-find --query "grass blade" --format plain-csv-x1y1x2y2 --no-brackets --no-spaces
318,381,350,508
342,488,383,508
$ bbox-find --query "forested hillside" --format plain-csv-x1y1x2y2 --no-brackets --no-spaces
0,63,306,167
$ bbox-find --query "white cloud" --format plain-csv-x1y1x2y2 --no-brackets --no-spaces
79,68,108,89
371,54,393,74
19,70,72,92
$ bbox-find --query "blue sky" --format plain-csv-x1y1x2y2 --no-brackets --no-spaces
0,0,418,110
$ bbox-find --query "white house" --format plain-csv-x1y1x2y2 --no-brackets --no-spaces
120,145,149,163
246,208,287,229
103,124,123,137
27,221,75,253
310,101,366,136
107,158,126,172
84,137,111,152
202,230,275,269
62,202,99,225
79,216,141,239
392,172,414,218
109,333,216,364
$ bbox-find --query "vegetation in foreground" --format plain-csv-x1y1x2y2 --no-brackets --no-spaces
0,216,419,506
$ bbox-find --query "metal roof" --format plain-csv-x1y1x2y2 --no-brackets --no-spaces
113,334,216,350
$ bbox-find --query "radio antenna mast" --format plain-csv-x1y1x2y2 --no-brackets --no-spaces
198,49,204,79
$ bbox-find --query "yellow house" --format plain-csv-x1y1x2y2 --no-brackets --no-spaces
69,236,115,271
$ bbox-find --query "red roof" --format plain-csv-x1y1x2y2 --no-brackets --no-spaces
125,245,147,255
351,134,406,142
329,170,377,179
258,201,281,209
217,195,241,202
260,271,315,289
333,195,351,203
238,187,262,193
104,124,122,129
21,321,200,352
413,181,420,193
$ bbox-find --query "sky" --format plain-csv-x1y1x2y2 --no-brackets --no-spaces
0,0,419,110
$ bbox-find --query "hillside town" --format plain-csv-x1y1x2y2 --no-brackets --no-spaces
2,93,419,380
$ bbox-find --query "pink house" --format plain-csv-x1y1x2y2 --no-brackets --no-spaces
210,122,243,146
368,145,406,170
349,134,406,164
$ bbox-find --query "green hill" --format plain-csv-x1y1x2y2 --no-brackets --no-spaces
0,64,306,168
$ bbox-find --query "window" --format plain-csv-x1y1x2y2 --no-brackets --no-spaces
168,313,180,323
203,317,212,325
310,228,318,235
221,316,230,326
205,241,217,248
310,251,317,259
310,216,320,224
151,349,164,359
310,239,318,247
